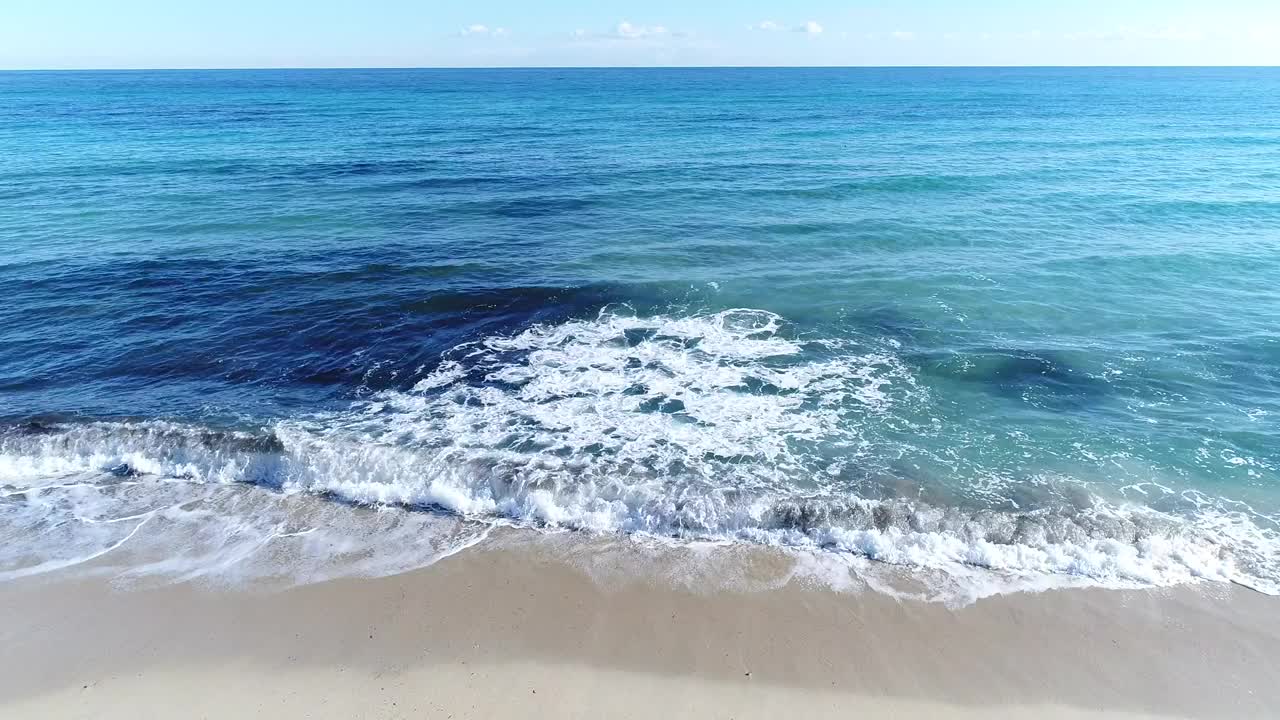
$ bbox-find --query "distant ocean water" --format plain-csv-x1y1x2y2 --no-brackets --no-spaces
1,68,1278,599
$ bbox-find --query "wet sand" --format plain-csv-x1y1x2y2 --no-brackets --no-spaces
1,528,1276,719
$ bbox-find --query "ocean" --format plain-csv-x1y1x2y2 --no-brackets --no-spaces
1,67,1277,599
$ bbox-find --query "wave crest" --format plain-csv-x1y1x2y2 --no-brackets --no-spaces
1,309,1277,599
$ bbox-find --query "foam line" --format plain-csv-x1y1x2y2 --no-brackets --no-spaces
1,309,1276,598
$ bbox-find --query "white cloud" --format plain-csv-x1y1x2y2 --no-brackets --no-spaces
615,21,668,39
572,21,685,42
1142,27,1202,41
1062,30,1111,41
748,19,825,35
1064,27,1204,42
890,30,915,41
1247,26,1280,42
461,24,508,37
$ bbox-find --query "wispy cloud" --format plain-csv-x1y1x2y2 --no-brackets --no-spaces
460,24,508,37
615,21,668,39
1063,26,1203,42
748,19,824,35
1247,26,1280,42
890,30,915,41
1139,27,1203,41
572,21,688,42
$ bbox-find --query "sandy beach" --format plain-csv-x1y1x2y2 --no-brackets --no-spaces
1,528,1276,719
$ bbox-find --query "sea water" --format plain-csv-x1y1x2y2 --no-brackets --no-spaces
1,68,1278,598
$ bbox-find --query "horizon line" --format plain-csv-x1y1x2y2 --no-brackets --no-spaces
2,63,1279,72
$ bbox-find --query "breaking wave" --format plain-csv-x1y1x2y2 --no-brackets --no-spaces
2,309,1277,598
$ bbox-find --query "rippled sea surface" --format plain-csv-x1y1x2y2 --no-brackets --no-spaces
2,68,1278,598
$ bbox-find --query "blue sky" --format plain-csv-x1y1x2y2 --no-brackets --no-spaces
3,1,1279,69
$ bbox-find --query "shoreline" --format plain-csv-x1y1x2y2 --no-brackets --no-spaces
2,528,1277,719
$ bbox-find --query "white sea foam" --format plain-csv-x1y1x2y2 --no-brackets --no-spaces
1,308,1277,600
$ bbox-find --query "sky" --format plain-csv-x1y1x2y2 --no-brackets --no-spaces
2,1,1279,69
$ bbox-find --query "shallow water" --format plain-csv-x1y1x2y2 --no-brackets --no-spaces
2,68,1278,597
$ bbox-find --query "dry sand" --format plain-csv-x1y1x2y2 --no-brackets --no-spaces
1,528,1277,719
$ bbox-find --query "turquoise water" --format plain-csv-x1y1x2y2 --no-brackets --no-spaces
1,68,1278,595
